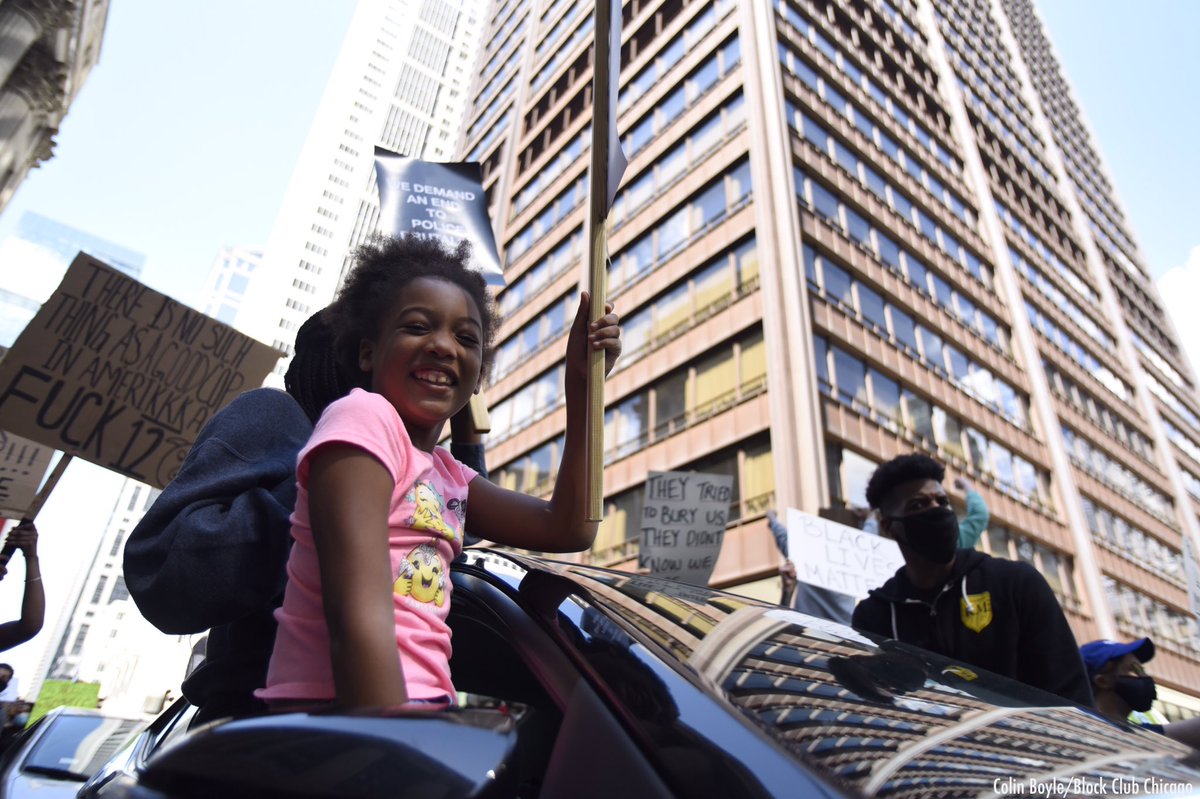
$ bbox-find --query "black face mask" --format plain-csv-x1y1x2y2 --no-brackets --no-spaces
1114,675,1157,712
889,505,958,565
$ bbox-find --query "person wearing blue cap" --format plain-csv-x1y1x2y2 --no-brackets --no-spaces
1080,638,1158,726
1081,637,1200,748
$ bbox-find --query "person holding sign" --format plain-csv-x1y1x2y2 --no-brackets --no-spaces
771,477,988,615
0,522,43,653
124,309,490,723
257,234,621,709
850,454,1093,707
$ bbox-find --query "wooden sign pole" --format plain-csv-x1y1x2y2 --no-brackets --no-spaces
0,453,73,567
585,0,616,522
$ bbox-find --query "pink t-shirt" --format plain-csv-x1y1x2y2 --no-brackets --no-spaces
258,388,476,702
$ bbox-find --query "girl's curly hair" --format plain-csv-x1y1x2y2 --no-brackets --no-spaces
327,234,497,389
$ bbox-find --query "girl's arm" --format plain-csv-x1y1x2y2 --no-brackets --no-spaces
307,444,408,707
466,292,620,552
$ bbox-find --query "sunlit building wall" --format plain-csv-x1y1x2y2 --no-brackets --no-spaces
462,0,1200,700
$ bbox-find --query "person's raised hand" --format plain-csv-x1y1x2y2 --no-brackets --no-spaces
566,292,622,384
0,523,37,583
4,523,36,557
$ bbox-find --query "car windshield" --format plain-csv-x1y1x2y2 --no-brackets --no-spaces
482,554,1200,798
25,715,143,780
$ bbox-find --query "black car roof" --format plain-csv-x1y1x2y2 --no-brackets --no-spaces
463,550,1200,799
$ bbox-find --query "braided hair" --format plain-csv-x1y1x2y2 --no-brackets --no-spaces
284,309,354,424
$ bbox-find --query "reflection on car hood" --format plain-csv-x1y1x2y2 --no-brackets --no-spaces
476,551,1200,798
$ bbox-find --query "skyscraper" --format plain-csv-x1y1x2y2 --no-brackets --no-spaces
0,212,169,708
197,245,263,326
41,479,195,718
237,0,487,380
465,0,1200,711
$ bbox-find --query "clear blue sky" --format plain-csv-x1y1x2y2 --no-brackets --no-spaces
1036,0,1200,279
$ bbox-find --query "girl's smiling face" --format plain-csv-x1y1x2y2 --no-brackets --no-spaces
358,276,484,450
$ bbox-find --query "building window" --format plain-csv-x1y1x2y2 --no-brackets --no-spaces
815,335,1048,509
70,625,91,656
90,576,108,605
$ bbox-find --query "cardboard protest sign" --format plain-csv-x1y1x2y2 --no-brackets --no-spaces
30,679,100,724
638,470,734,586
0,254,282,490
374,148,505,286
786,509,903,600
0,430,53,519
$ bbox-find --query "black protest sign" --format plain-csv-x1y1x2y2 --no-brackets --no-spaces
374,148,505,286
0,254,282,489
638,470,734,586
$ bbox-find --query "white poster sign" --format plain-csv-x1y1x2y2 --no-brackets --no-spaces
638,470,734,586
785,508,903,600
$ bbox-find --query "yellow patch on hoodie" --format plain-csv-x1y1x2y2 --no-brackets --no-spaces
960,591,992,633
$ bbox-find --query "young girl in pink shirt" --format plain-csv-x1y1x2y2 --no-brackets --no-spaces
258,235,620,709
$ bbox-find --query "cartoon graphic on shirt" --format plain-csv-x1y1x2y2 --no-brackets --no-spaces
406,482,458,543
394,543,446,607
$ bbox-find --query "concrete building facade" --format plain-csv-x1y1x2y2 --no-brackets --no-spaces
0,0,110,214
462,0,1200,707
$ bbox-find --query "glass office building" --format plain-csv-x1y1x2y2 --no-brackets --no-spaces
462,0,1200,701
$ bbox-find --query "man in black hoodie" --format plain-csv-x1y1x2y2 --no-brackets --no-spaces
851,453,1093,707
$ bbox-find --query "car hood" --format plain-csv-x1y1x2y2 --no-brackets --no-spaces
488,552,1200,798
10,772,91,798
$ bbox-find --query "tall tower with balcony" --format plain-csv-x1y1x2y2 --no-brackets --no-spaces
462,0,1200,710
